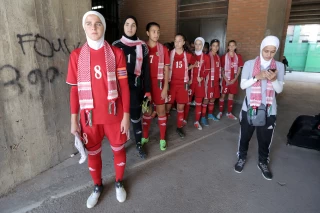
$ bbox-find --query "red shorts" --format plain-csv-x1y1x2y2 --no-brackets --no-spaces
189,81,205,98
221,79,238,95
167,84,189,104
205,80,220,99
80,113,128,153
151,79,165,105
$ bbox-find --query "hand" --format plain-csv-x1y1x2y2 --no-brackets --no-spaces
147,95,152,102
255,71,267,80
197,77,203,83
229,79,236,85
120,113,130,134
195,61,200,67
71,119,80,135
188,80,192,85
161,87,168,100
266,69,278,81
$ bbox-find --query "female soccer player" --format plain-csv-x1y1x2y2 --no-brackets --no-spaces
67,11,130,208
142,22,170,151
166,33,195,138
217,40,244,120
201,39,221,124
113,16,151,159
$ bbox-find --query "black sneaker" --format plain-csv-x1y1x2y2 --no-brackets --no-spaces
234,158,246,173
176,127,185,138
258,162,273,180
136,143,147,159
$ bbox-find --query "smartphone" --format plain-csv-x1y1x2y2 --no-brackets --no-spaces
269,69,276,72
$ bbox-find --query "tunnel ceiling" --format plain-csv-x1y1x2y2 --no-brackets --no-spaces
289,0,320,25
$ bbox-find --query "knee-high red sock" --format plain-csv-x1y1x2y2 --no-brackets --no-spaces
219,99,224,113
111,144,126,182
158,115,167,140
201,104,207,118
228,99,233,113
88,151,102,185
177,110,184,128
195,99,202,121
184,102,190,121
142,115,152,139
208,102,214,114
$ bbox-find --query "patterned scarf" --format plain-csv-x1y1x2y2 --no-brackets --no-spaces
224,52,238,80
157,42,164,89
250,56,276,109
190,54,203,86
120,36,144,77
209,52,221,81
169,49,189,83
77,41,117,114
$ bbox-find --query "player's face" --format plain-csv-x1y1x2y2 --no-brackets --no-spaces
211,42,219,54
84,15,104,41
262,45,277,61
195,40,203,52
174,35,185,50
228,42,236,52
147,25,160,42
124,18,137,37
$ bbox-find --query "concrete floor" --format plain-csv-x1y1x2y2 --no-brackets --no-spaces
1,72,319,213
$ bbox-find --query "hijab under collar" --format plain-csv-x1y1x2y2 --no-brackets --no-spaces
82,11,106,50
194,37,205,56
123,15,138,40
260,35,279,69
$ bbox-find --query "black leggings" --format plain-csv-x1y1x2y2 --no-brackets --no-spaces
130,107,142,145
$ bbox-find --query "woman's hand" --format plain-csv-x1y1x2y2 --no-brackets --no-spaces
120,113,130,134
161,87,168,100
197,77,203,83
71,114,80,135
255,71,268,80
266,69,278,81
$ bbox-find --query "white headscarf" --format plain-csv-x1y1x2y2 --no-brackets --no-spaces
194,37,205,56
82,11,106,50
260,35,279,69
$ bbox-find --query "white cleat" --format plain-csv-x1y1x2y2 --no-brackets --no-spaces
115,181,127,203
194,121,203,130
86,184,103,208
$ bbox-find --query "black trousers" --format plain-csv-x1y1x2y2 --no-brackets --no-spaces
237,110,276,163
130,107,142,145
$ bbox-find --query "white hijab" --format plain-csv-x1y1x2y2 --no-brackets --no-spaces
260,35,279,69
82,11,106,50
194,37,205,56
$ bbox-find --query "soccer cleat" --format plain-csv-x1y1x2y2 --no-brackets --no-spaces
141,137,149,146
258,162,273,180
208,114,219,121
194,121,203,130
115,181,127,203
176,127,185,138
136,142,147,159
160,139,167,151
182,119,187,127
86,184,103,208
234,158,246,173
216,112,223,120
200,117,209,126
226,113,238,120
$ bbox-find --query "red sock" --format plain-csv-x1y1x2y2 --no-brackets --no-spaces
184,102,190,120
177,110,184,128
219,99,224,113
201,104,207,117
195,101,202,122
228,99,233,113
208,102,214,114
142,115,152,139
158,116,167,140
88,151,102,185
111,145,126,182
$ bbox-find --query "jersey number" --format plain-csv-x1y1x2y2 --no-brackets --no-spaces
127,54,131,63
176,61,183,68
94,65,102,79
150,55,154,64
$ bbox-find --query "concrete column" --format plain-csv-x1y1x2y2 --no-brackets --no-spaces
0,0,90,196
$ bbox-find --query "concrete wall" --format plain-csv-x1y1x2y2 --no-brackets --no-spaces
119,0,177,43
0,0,90,196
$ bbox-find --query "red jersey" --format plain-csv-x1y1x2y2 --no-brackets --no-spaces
67,46,129,125
148,44,170,79
221,53,244,80
210,54,221,82
170,51,193,86
191,54,210,83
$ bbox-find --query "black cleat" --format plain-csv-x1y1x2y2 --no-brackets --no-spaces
258,162,273,180
176,127,185,138
136,143,147,159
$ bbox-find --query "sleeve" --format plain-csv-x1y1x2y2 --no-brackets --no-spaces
271,61,285,94
201,55,210,78
70,86,79,114
164,46,170,66
189,53,196,65
66,51,78,85
240,61,254,90
115,48,130,113
238,54,244,67
142,45,151,96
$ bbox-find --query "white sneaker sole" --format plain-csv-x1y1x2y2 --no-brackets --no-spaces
257,165,272,180
234,168,242,174
86,192,101,208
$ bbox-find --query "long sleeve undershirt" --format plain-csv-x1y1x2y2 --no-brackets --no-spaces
240,78,284,93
